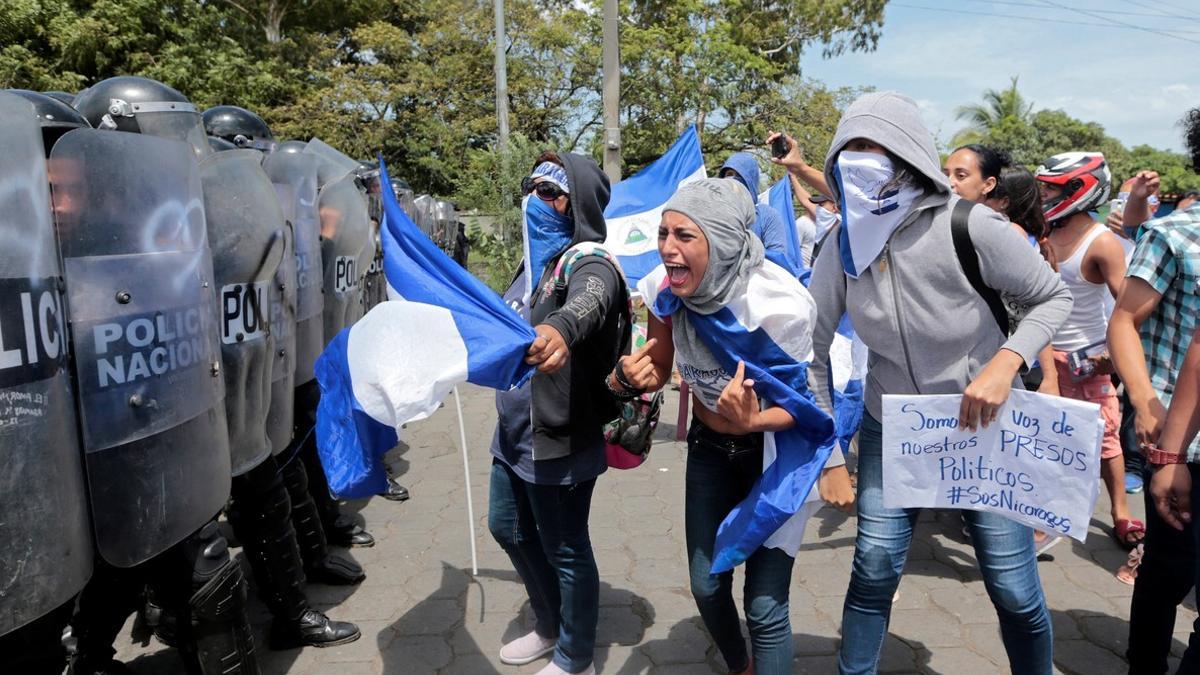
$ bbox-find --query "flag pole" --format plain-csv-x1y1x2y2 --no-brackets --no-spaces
453,386,479,575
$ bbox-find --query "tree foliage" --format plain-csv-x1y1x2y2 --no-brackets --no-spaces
955,79,1199,194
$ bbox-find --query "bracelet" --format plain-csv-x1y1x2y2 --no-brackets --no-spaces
606,372,641,401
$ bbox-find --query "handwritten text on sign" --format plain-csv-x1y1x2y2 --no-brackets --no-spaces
882,390,1103,541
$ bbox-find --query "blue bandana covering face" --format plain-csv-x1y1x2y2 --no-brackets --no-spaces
521,194,573,304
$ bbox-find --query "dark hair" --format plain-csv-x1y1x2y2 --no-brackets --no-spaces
952,144,1012,199
996,166,1057,269
531,150,564,172
1183,108,1200,173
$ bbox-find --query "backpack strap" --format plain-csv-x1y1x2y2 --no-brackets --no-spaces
950,199,1011,336
549,242,634,359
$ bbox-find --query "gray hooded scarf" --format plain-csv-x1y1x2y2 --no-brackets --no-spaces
661,178,761,406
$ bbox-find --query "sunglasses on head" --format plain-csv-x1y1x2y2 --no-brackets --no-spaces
521,176,567,201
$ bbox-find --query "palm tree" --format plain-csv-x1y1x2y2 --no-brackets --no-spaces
954,76,1034,138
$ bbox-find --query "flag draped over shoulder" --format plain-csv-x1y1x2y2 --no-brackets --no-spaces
638,262,836,574
314,159,535,499
603,126,706,286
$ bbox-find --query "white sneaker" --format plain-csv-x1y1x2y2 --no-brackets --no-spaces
534,661,595,675
499,630,556,666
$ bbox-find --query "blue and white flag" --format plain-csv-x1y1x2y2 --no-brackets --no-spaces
829,314,868,451
638,261,836,573
315,160,535,499
604,126,706,286
758,176,807,282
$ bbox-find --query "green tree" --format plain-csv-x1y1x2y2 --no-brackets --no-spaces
616,0,888,172
952,76,1033,147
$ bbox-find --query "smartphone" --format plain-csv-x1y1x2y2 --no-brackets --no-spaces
1109,198,1125,217
771,134,789,159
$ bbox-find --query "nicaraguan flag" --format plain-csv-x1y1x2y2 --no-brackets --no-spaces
828,314,868,451
603,126,706,285
638,261,836,573
315,159,535,498
758,176,806,281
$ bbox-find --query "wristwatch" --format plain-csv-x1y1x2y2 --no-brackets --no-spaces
1146,445,1188,465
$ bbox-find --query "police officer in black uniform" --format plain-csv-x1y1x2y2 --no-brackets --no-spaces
201,104,368,592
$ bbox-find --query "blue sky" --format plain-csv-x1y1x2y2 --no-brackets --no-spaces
800,0,1199,153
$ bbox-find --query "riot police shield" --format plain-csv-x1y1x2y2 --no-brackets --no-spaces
50,129,231,568
414,194,437,240
303,138,360,187
262,150,323,385
390,179,417,221
317,175,373,342
0,93,92,636
199,150,286,476
266,188,297,454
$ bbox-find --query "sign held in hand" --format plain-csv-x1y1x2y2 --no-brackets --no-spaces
882,390,1103,541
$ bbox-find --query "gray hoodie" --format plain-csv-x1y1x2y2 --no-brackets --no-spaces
807,92,1072,422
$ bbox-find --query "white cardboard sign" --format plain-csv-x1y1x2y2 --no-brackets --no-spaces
882,390,1103,541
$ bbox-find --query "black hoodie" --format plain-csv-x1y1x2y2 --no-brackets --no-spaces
490,153,627,481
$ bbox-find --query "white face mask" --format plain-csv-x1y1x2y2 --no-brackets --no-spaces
814,206,841,240
835,151,924,278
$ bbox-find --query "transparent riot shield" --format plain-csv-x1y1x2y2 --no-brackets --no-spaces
391,180,417,222
50,129,231,568
263,151,324,385
435,199,457,253
414,194,437,240
0,93,92,635
317,175,373,342
199,150,285,477
303,137,360,187
266,216,297,455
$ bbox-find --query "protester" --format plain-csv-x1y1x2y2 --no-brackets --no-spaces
611,177,851,674
1146,325,1200,672
789,178,818,268
805,91,1071,674
1035,153,1143,548
486,152,624,675
1109,107,1200,670
944,144,1007,203
719,152,800,273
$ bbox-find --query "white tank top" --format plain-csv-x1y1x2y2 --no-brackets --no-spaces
1052,224,1113,352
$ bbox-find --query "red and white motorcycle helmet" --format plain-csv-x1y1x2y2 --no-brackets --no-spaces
1035,152,1112,222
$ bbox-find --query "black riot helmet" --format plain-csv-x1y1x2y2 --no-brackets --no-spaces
73,75,209,158
201,105,276,152
8,89,90,156
41,91,76,106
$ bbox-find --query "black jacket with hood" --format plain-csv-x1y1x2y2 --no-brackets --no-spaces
518,153,627,470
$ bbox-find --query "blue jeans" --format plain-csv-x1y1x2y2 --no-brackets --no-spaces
686,421,796,674
487,459,599,673
839,413,1053,674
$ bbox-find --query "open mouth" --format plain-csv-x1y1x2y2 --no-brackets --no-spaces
665,262,690,287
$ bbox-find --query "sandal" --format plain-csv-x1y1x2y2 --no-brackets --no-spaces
1113,518,1146,549
1116,543,1145,586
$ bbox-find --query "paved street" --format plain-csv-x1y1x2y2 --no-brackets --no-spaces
114,384,1195,674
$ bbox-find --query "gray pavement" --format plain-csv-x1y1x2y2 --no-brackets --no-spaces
113,384,1196,674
